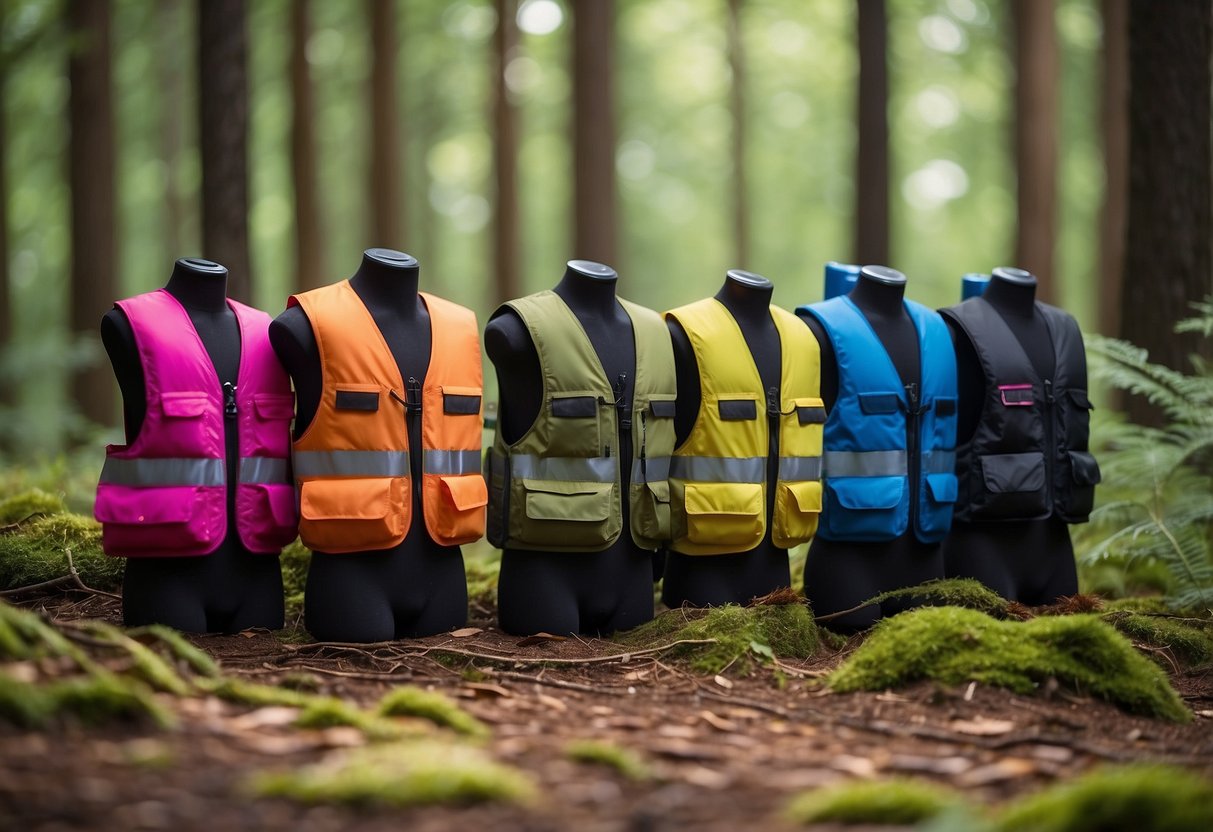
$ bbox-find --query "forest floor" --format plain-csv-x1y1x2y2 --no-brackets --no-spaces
2,590,1212,832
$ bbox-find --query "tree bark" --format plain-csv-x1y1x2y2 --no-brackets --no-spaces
68,0,117,427
854,0,888,266
0,72,10,377
1120,0,1212,424
570,0,617,266
1098,0,1129,338
156,0,186,260
493,0,521,306
727,0,749,268
291,0,325,290
369,0,403,249
1012,0,1059,303
197,0,252,302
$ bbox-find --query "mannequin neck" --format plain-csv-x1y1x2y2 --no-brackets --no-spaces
554,264,618,317
350,250,421,314
164,260,229,313
848,271,906,319
714,274,773,327
983,273,1038,317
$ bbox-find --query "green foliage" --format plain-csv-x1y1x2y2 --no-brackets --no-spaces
785,778,962,826
996,765,1213,832
126,624,222,678
566,739,652,781
616,596,819,675
377,686,489,739
294,697,404,741
0,511,123,591
279,539,310,625
1103,611,1213,667
0,597,86,662
0,669,173,729
0,488,65,523
249,742,537,808
197,676,315,709
829,607,1189,722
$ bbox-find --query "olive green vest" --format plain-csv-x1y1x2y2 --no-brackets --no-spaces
485,290,677,552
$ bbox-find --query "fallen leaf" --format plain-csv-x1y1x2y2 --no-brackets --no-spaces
713,674,734,690
464,682,512,698
950,717,1016,737
657,724,698,739
239,631,257,639
229,706,301,731
831,755,877,778
450,627,482,638
957,758,1037,787
1196,710,1213,719
698,710,738,732
516,632,567,647
536,693,568,712
886,754,972,776
682,765,733,789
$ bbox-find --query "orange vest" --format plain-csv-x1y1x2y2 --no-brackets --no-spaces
289,281,487,553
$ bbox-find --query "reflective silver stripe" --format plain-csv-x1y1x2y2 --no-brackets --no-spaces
778,456,822,481
924,450,957,475
99,457,225,487
239,457,290,484
423,449,482,476
509,454,615,483
292,449,410,478
630,456,671,484
669,456,766,484
823,449,907,478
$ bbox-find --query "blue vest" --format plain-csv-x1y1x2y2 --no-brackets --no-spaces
799,296,958,543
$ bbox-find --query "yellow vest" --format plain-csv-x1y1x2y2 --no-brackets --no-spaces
664,299,824,555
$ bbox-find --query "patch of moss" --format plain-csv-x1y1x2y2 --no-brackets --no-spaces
77,622,191,695
566,739,651,781
377,687,488,739
198,676,315,709
996,765,1213,832
277,672,322,692
0,600,84,662
0,513,122,591
0,489,66,524
1101,597,1175,615
0,669,172,729
294,697,404,741
829,607,1190,722
279,540,310,623
126,624,222,678
616,599,819,675
1104,612,1213,667
250,741,536,807
785,778,962,826
861,578,1012,619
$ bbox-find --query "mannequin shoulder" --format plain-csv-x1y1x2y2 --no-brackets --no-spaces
483,308,534,362
268,305,316,355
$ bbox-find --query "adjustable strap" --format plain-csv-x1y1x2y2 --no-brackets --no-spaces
292,449,410,478
239,456,290,484
99,457,225,487
670,456,766,484
423,449,483,477
823,449,908,478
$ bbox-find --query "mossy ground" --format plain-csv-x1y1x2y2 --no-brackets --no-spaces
565,739,652,781
1104,611,1213,667
249,741,536,807
377,686,489,739
829,606,1190,722
784,777,961,826
615,595,819,675
0,511,122,591
0,488,67,524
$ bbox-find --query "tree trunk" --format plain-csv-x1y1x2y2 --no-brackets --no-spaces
493,0,521,306
854,0,888,266
68,0,117,427
1012,0,1059,303
727,0,749,268
1120,0,1212,424
197,0,252,302
291,0,325,290
369,0,403,249
156,0,186,260
1098,0,1129,338
570,0,617,266
0,75,10,381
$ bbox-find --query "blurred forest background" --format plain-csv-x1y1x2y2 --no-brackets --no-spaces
0,0,1209,467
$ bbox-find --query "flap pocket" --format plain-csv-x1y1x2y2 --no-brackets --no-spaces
980,452,1046,494
717,398,758,421
443,386,482,415
786,480,823,513
793,397,827,425
551,395,598,419
1068,389,1094,410
335,388,380,412
254,393,296,420
859,393,900,415
685,481,763,517
1068,450,1102,486
646,479,671,504
999,384,1034,406
160,392,208,418
648,396,677,419
300,478,392,521
524,479,612,522
826,476,904,510
440,474,489,510
682,482,764,546
95,486,196,525
925,472,958,504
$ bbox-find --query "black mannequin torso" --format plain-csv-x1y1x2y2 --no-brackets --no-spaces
268,249,467,641
100,258,284,633
662,271,794,607
942,267,1077,604
485,261,652,636
800,267,945,632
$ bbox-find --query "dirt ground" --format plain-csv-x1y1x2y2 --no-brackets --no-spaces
2,591,1212,832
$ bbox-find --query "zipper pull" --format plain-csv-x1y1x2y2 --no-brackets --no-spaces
406,377,423,415
614,373,630,430
1044,379,1055,404
223,382,238,418
766,386,780,419
905,382,920,413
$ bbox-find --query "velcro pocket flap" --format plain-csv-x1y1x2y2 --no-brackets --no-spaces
550,395,598,418
980,452,1046,494
160,392,208,418
335,389,380,412
826,476,904,510
998,385,1034,406
646,479,671,504
443,386,482,415
787,480,823,513
648,397,677,419
523,479,612,522
684,481,763,517
440,474,489,510
300,478,392,521
253,393,295,420
793,397,827,425
717,398,758,421
1068,389,1094,410
925,472,958,504
934,397,957,417
94,486,197,525
859,393,900,415
1068,450,1102,486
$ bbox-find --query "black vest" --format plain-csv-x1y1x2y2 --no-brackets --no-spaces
940,298,1100,524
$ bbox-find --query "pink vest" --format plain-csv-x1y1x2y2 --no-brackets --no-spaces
94,290,298,557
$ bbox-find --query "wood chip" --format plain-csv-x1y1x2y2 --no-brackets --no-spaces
713,674,734,690
228,706,301,731
964,681,977,701
831,755,877,778
657,724,699,739
449,627,483,638
537,693,568,712
698,710,738,732
681,765,734,789
950,717,1016,737
957,757,1037,787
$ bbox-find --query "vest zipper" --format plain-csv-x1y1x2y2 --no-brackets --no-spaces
1043,378,1055,509
766,386,780,526
390,379,424,484
223,382,238,419
905,381,920,533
